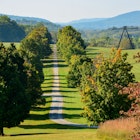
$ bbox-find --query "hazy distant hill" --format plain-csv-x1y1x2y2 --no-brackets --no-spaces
61,11,140,30
0,14,61,31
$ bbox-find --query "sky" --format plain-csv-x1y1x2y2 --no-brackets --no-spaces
0,0,140,23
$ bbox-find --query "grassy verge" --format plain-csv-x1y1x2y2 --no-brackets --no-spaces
57,56,89,124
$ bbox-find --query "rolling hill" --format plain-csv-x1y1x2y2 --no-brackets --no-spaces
61,11,140,30
0,14,61,32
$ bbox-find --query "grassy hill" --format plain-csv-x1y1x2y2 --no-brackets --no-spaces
62,11,140,30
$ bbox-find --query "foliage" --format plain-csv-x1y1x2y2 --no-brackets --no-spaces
0,43,30,135
83,27,140,49
119,83,140,139
57,26,86,63
119,38,133,50
0,15,25,42
81,49,135,125
134,52,140,63
67,55,93,88
21,24,52,82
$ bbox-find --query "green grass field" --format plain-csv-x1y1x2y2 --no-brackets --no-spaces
86,46,140,81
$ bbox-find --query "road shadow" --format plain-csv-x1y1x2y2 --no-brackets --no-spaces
86,52,100,56
19,123,93,130
42,59,65,63
10,132,50,136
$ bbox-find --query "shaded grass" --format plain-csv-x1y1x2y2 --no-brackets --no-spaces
41,57,54,93
0,131,99,140
86,46,140,81
57,56,89,124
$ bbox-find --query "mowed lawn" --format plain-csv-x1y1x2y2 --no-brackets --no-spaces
86,46,140,81
1,49,98,140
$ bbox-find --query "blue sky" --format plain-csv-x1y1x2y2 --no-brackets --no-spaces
0,0,140,22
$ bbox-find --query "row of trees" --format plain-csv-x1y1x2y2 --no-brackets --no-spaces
89,37,137,49
81,27,140,49
57,26,139,131
80,49,135,125
0,25,52,136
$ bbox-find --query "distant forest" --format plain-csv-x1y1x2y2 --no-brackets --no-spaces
0,16,25,42
80,27,140,49
0,15,59,42
1,15,140,49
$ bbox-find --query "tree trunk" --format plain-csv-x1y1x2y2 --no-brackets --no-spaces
0,126,4,136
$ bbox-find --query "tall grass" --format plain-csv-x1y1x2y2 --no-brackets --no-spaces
97,117,137,140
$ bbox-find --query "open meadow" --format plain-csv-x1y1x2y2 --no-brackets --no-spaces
86,46,140,81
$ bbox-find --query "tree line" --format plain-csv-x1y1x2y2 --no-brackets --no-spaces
0,15,57,43
81,27,140,49
0,24,52,136
57,25,140,137
0,16,25,42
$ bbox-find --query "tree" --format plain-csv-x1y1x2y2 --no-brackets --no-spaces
81,49,135,125
120,38,132,49
21,24,52,82
119,82,140,139
57,26,85,63
67,55,93,88
0,44,30,136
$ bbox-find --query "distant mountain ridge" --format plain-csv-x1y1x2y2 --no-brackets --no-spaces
1,11,140,31
60,11,140,30
0,14,60,31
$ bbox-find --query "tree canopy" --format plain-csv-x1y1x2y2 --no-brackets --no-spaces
0,43,30,135
81,49,135,125
0,15,25,42
57,26,86,63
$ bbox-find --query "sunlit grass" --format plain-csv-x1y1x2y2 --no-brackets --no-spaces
2,42,21,49
86,46,140,81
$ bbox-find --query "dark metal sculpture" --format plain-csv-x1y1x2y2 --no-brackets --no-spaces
117,26,135,49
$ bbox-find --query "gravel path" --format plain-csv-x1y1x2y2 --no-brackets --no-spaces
43,45,98,128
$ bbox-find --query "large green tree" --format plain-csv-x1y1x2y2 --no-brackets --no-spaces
21,24,52,82
57,26,85,63
81,49,135,125
0,44,30,136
